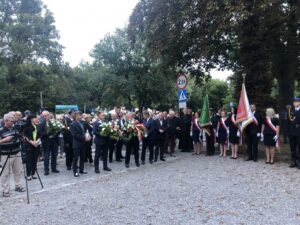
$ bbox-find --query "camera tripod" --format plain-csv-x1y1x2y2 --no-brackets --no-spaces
0,145,44,204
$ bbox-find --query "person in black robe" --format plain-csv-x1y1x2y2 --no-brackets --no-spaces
179,108,193,152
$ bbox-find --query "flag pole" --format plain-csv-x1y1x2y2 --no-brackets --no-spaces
242,73,246,84
241,72,246,159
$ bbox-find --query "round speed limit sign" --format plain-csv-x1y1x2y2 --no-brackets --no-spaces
176,74,188,89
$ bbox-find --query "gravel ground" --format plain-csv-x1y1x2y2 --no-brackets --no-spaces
1,150,300,225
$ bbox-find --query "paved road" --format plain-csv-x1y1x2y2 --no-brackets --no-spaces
0,151,300,225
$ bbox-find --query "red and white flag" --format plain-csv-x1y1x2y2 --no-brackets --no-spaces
236,84,253,132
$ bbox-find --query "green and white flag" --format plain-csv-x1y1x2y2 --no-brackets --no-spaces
200,94,210,128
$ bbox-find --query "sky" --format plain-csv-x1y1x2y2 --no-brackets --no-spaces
42,0,231,80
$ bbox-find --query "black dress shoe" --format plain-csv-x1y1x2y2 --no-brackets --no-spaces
74,172,79,177
79,171,88,174
154,159,157,162
136,163,140,167
103,167,112,171
116,159,122,162
44,171,49,176
52,169,60,173
149,160,153,164
125,164,129,168
141,161,145,165
160,158,166,162
95,169,100,174
253,159,258,162
245,158,253,161
67,167,71,170
290,163,297,168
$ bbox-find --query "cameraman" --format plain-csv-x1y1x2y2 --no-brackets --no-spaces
0,113,25,197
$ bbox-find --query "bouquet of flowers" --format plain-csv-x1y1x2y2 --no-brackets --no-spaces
99,123,121,140
121,121,145,142
99,123,111,137
48,119,64,137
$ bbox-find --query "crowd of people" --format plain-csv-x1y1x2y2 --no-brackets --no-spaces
0,97,299,197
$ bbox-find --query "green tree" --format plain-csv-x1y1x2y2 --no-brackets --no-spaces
128,0,300,110
0,0,64,114
90,28,177,111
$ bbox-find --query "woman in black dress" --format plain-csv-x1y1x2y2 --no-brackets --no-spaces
23,114,41,180
217,110,228,157
261,108,280,164
226,107,240,159
191,112,202,155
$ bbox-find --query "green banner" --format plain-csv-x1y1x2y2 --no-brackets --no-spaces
200,94,210,126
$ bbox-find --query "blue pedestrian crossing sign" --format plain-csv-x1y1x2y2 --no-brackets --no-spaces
178,89,187,102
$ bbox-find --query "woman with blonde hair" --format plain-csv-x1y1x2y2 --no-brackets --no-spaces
261,108,280,164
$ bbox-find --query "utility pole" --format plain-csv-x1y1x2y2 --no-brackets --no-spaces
40,91,44,110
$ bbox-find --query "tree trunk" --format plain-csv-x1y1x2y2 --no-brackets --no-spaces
276,75,294,110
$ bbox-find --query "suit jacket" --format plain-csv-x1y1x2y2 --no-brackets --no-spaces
154,119,168,140
38,120,49,140
93,120,109,146
70,120,85,149
245,111,263,135
166,116,180,137
288,109,300,136
62,117,73,143
143,118,155,140
38,119,59,141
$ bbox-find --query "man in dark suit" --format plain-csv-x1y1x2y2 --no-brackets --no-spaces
39,110,59,175
108,112,121,163
245,104,263,162
116,111,126,160
141,111,156,164
70,111,91,177
124,112,140,168
166,110,180,157
62,110,74,170
93,112,111,173
154,112,168,162
288,97,300,168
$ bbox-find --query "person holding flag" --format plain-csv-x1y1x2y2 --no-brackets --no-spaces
261,108,280,164
245,104,263,162
236,75,262,162
200,94,215,156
